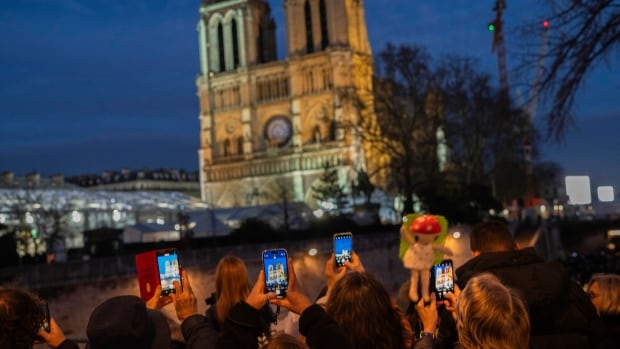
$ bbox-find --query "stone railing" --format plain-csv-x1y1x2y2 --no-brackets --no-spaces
206,147,350,182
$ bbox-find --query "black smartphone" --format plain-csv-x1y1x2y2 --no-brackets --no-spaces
431,259,455,300
156,248,182,295
40,303,50,332
333,232,353,267
262,249,289,299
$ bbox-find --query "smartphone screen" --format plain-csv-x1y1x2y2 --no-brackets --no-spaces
40,303,50,332
333,232,353,267
262,249,289,299
432,259,454,300
156,249,181,295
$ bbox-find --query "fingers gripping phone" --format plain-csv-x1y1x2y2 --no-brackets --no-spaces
40,303,51,332
156,249,182,295
431,259,455,300
262,249,289,299
333,232,353,267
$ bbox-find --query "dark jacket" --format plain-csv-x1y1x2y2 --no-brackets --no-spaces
181,314,219,349
456,247,610,349
57,339,80,349
214,302,352,349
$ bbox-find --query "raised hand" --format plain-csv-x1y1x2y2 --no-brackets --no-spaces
270,258,312,315
170,270,198,321
145,285,173,310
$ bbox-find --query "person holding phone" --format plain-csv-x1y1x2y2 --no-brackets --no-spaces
215,257,353,349
412,273,530,349
0,287,78,349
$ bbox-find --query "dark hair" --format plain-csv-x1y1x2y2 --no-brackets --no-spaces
0,288,46,349
469,221,516,253
327,272,408,349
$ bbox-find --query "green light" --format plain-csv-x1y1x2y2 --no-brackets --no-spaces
488,23,496,31
31,228,38,239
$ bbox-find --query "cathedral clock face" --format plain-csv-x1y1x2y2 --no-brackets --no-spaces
264,116,292,147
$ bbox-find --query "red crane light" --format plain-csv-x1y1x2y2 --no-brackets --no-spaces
543,19,549,28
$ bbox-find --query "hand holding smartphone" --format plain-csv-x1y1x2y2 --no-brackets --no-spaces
40,303,51,332
156,249,182,296
333,232,353,267
431,259,455,300
262,249,289,299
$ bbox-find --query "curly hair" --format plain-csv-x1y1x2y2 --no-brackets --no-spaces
0,287,46,349
456,273,530,349
327,272,409,349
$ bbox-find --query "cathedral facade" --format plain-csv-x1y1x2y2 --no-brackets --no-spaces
196,0,376,209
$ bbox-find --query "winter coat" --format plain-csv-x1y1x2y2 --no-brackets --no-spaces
456,247,611,349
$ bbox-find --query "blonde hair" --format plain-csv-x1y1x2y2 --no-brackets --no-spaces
587,273,620,316
215,255,251,324
456,273,530,349
261,333,308,349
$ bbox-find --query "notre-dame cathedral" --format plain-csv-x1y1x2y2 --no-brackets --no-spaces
196,0,377,209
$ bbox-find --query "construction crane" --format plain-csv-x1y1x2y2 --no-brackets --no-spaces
489,1,550,208
489,0,509,99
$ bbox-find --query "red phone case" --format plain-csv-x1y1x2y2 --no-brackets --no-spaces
135,250,159,301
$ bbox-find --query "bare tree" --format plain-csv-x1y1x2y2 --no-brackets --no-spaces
357,43,442,214
438,55,533,203
519,0,620,139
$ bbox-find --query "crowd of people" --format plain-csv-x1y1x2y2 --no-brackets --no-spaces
1,221,619,349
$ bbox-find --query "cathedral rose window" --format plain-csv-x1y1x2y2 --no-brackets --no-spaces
264,116,292,147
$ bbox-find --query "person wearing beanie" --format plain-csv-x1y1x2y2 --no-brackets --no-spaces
86,295,170,349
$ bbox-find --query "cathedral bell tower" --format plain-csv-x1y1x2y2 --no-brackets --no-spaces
196,0,376,211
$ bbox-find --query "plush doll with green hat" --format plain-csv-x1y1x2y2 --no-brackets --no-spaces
399,214,453,303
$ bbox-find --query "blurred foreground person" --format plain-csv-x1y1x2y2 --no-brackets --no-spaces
586,273,620,345
327,271,412,349
86,295,170,349
218,259,352,348
456,221,609,349
0,287,77,349
414,273,530,349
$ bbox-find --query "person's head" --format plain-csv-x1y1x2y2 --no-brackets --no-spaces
215,255,251,324
86,295,170,349
456,273,530,349
327,271,408,349
0,287,46,349
586,273,620,317
261,333,308,349
469,221,517,255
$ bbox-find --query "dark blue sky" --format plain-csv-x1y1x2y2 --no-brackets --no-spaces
0,0,618,193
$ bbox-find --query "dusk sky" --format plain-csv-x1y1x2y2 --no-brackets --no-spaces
1,0,618,194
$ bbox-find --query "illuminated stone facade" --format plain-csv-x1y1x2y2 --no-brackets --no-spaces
196,0,375,208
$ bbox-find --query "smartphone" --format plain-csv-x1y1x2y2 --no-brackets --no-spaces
431,259,455,300
40,303,50,332
156,248,182,295
333,232,353,267
262,249,289,299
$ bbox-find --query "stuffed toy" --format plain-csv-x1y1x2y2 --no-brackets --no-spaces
400,214,453,303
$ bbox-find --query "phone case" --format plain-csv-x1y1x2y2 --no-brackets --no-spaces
135,250,159,301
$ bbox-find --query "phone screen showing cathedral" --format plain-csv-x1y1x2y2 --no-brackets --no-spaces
263,249,288,298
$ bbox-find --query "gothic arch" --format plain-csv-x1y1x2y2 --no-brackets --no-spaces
301,102,330,144
319,0,329,50
208,14,224,72
304,0,314,54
